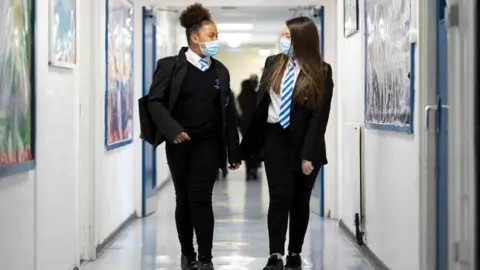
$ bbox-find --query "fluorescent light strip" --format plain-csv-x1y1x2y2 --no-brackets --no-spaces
227,41,241,48
218,33,252,41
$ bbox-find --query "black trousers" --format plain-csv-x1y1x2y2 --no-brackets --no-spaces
263,123,319,255
245,158,261,172
240,131,260,176
166,138,222,260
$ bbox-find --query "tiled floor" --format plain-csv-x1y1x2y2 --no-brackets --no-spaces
83,168,374,270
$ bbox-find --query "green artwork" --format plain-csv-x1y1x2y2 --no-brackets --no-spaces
0,0,33,167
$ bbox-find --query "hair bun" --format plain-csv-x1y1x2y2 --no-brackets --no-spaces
179,3,212,28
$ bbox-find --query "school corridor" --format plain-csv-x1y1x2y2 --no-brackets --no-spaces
82,170,375,270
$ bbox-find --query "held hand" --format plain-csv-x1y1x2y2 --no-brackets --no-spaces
229,162,241,170
173,132,190,144
301,159,314,175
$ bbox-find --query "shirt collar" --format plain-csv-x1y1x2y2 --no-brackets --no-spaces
186,48,210,65
286,58,296,68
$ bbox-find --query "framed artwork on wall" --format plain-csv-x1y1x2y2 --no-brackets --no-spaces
105,0,134,150
49,0,76,68
364,0,415,133
0,0,36,177
344,0,359,37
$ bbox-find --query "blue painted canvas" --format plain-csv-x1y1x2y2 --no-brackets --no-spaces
105,0,134,150
364,0,414,133
50,0,76,66
0,0,36,177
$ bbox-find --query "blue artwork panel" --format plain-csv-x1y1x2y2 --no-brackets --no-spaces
50,0,76,65
0,0,36,177
365,0,414,133
105,0,134,150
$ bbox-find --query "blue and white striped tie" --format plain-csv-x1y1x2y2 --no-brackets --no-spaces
279,60,296,128
199,58,208,71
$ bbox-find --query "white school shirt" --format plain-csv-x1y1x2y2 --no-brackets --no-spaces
267,60,301,123
185,48,211,70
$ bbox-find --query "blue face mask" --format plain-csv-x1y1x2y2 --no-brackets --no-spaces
199,40,220,57
280,39,293,57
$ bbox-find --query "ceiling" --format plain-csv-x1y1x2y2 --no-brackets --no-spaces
169,6,298,48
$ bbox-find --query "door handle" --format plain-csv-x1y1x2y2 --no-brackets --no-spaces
425,105,438,130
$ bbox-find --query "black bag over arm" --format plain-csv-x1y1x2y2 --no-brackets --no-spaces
138,56,178,146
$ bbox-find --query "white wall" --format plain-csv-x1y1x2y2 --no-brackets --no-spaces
176,21,188,48
336,0,420,269
319,0,338,220
0,174,35,270
1,0,138,268
446,0,477,269
35,0,80,263
215,49,269,96
0,0,81,269
91,0,136,246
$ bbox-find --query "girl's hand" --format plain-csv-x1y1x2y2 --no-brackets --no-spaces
173,132,190,144
301,159,314,175
229,162,241,170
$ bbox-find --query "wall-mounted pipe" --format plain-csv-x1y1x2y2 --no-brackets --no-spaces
355,213,364,245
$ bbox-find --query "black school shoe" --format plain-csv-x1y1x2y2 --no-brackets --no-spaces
181,253,197,270
249,169,259,180
197,256,214,270
263,255,284,270
285,253,302,269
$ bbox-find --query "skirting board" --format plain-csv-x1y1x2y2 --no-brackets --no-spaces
339,219,390,270
96,213,136,256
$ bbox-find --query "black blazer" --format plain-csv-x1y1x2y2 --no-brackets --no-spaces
238,54,334,167
141,47,240,165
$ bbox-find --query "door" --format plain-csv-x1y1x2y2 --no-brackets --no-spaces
141,7,157,217
309,6,325,216
436,0,448,267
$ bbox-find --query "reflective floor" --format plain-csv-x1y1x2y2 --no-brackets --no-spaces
83,168,374,270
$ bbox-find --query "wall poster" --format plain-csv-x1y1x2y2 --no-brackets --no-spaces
344,0,359,37
105,0,134,150
365,0,414,133
49,0,76,67
0,0,35,176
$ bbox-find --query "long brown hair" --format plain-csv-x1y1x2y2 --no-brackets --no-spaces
268,16,326,108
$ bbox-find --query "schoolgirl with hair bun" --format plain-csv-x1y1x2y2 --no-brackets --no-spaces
143,3,241,270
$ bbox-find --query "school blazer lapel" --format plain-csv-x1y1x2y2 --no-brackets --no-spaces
213,59,228,113
169,49,188,110
256,59,276,102
290,71,305,111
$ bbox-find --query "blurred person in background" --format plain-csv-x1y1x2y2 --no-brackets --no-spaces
237,74,261,180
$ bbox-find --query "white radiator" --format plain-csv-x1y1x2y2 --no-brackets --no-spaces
341,123,363,233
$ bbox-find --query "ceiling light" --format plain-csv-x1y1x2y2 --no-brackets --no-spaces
217,24,254,31
226,47,245,53
218,33,252,42
227,41,241,48
258,49,271,56
220,6,237,10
